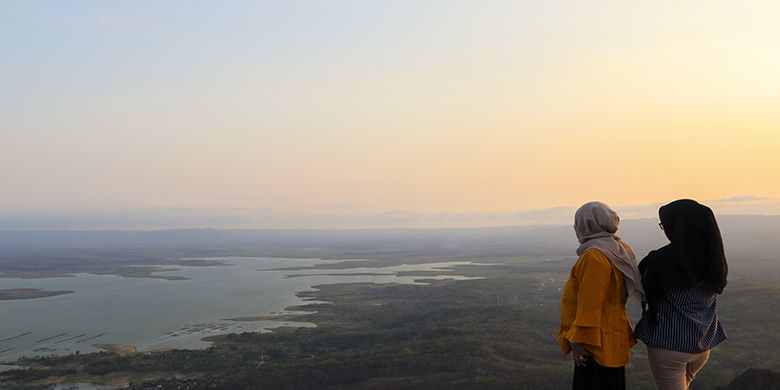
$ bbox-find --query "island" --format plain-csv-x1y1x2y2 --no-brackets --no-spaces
0,289,74,301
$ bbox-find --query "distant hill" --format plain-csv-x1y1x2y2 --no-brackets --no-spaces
1,214,778,259
1,215,779,287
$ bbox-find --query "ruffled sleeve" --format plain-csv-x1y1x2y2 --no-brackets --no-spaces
564,249,612,347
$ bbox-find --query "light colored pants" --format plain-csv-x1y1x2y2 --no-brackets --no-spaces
647,347,710,390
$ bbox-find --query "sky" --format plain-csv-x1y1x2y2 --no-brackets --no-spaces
2,1,780,229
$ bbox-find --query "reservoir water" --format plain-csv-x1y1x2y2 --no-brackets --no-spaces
0,257,480,363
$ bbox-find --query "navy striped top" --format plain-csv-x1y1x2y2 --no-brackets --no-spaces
635,285,727,353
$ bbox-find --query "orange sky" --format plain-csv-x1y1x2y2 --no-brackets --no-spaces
2,1,779,228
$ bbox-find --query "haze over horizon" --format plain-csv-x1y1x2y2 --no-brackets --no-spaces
3,1,780,229
2,197,780,230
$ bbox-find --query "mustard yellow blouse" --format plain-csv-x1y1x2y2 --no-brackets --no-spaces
557,248,636,368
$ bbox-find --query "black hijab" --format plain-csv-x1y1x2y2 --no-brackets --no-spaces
639,199,728,313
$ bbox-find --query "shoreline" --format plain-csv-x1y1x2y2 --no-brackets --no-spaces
0,289,74,301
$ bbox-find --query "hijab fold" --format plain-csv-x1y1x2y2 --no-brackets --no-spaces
575,201,645,304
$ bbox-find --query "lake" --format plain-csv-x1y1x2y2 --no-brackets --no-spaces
0,257,481,363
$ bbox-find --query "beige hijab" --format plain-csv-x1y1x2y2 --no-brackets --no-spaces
574,201,645,304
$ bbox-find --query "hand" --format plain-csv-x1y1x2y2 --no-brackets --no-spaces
570,342,593,367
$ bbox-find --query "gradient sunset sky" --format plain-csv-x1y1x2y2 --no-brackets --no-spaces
2,1,779,228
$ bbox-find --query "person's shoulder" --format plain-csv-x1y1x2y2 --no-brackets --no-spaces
638,245,671,270
574,248,614,278
579,248,612,267
645,245,672,259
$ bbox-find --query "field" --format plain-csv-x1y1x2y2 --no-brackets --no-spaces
2,220,780,389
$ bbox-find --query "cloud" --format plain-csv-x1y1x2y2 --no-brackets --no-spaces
717,195,769,202
708,196,780,216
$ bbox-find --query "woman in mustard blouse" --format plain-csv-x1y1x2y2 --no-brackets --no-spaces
558,201,645,390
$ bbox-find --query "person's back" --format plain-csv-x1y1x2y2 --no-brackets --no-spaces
636,199,728,390
559,248,636,368
635,283,726,354
558,201,645,390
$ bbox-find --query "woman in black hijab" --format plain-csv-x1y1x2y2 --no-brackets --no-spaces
635,199,728,390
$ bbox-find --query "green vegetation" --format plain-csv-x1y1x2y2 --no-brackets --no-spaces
2,254,778,389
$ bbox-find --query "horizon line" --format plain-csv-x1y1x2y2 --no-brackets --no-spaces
1,212,778,233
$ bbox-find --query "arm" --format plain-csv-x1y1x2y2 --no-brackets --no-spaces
565,250,612,354
639,250,660,318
